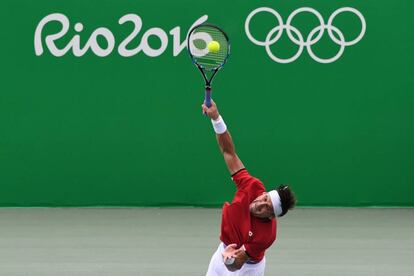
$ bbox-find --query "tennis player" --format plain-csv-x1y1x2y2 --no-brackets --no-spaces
203,100,296,276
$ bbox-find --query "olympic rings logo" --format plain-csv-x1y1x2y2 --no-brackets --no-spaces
245,7,366,64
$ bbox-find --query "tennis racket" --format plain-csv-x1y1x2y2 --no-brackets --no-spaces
187,24,230,109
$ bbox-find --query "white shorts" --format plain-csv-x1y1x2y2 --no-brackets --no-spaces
205,243,266,276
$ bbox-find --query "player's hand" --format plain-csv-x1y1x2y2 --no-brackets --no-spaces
223,244,249,272
222,243,237,264
222,244,238,271
233,248,249,267
202,100,219,120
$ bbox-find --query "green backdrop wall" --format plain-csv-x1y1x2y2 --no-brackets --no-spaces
0,0,413,206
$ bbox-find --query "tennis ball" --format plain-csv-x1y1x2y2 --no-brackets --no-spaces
224,257,235,265
208,41,220,53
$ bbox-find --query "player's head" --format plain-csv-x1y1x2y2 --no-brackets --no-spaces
271,185,297,217
249,185,296,219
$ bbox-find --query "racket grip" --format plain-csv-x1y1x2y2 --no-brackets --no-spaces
205,87,212,108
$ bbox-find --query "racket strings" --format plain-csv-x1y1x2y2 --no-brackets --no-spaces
189,26,229,71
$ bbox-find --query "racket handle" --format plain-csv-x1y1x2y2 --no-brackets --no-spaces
205,86,212,108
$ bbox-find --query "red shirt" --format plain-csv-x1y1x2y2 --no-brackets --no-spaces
220,169,277,262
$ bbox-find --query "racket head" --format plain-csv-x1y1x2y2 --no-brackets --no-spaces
187,24,230,72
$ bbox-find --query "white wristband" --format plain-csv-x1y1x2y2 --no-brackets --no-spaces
211,115,227,134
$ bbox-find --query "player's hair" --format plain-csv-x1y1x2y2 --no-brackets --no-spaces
276,185,297,217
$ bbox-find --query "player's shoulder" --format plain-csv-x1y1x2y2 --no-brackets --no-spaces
231,168,258,182
231,168,248,180
231,168,265,191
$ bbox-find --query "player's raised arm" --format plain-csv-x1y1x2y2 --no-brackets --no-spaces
202,100,245,175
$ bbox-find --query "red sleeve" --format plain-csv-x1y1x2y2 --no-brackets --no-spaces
231,169,266,203
244,242,267,260
232,169,261,190
244,219,277,261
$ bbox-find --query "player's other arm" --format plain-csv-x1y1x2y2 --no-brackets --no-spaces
228,249,249,271
202,100,245,175
222,244,249,271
